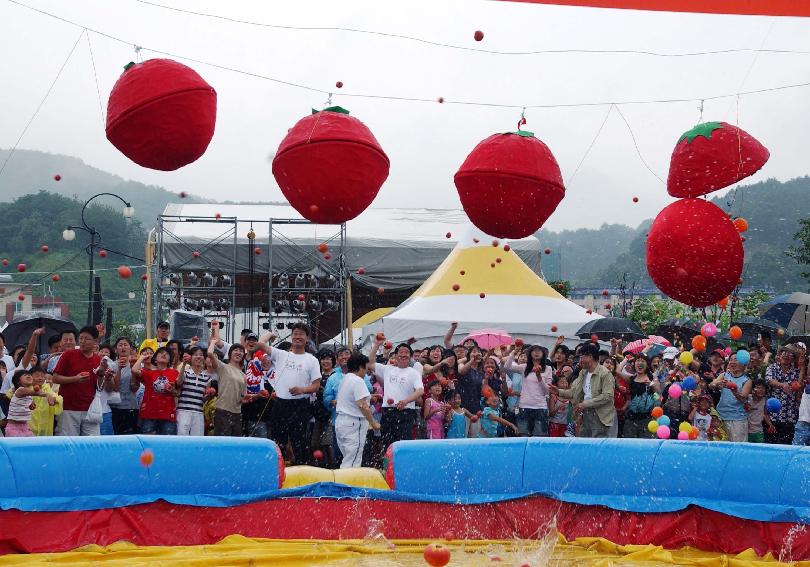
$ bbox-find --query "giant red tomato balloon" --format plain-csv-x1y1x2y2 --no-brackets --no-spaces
647,198,743,308
272,107,389,224
667,122,769,198
454,131,565,238
106,59,217,171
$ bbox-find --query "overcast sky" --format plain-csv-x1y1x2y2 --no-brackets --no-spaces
2,0,810,231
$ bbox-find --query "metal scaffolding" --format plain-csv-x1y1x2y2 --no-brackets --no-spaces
153,214,347,346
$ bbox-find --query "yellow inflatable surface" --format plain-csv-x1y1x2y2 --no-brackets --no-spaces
282,466,390,490
0,534,804,566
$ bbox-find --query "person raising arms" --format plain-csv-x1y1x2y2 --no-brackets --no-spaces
255,323,321,465
206,320,247,437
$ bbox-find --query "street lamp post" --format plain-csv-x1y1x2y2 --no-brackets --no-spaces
62,193,135,326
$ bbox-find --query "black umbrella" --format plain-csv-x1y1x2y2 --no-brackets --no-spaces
784,335,810,347
654,318,702,348
575,318,645,341
575,320,597,337
2,313,77,355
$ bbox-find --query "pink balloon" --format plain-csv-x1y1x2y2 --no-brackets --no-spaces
656,425,671,439
677,431,689,440
668,384,683,398
724,347,733,357
701,323,717,337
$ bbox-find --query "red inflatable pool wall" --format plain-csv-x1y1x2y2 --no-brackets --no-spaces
1,496,806,558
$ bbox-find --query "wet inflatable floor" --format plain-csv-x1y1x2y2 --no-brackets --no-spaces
0,534,805,566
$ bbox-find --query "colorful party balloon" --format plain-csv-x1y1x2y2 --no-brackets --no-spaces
701,323,717,337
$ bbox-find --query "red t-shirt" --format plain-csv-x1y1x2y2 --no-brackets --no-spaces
53,349,102,412
139,368,179,421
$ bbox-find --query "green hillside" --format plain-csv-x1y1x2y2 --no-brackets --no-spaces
0,191,147,327
537,222,649,285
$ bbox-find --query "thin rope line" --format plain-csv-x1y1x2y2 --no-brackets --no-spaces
134,0,810,59
85,30,105,127
736,19,777,95
566,104,613,186
10,264,147,277
6,0,810,110
613,105,665,185
0,28,85,178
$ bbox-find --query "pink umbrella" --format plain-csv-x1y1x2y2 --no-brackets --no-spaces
623,335,672,354
461,328,513,350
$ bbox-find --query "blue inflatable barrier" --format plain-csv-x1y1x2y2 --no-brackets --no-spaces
393,437,528,498
0,436,282,511
6,435,810,524
390,437,810,523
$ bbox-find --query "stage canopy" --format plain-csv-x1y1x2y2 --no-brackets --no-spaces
360,226,600,349
158,203,542,291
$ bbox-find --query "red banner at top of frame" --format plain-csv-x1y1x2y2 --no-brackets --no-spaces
501,1,810,17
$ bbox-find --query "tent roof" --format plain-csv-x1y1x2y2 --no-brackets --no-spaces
157,203,543,290
362,226,600,348
160,203,540,250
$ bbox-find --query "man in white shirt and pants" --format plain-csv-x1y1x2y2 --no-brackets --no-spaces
368,339,424,453
335,353,380,467
257,323,321,465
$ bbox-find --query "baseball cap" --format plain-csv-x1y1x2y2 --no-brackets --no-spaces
157,321,170,329
662,347,679,360
710,348,726,358
245,332,259,341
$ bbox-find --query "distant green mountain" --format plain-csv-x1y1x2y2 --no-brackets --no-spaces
3,149,806,299
536,222,649,285
595,176,810,293
0,149,210,227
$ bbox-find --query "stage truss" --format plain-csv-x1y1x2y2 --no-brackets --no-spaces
153,214,348,346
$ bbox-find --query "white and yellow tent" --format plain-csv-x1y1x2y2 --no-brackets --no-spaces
361,226,601,349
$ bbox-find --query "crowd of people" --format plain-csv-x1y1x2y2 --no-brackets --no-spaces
1,318,809,469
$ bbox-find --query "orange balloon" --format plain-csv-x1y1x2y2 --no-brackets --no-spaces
717,296,729,309
692,335,707,351
733,217,748,233
729,325,743,340
651,406,663,419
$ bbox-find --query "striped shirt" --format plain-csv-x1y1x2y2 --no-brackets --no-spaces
8,393,33,422
177,367,210,413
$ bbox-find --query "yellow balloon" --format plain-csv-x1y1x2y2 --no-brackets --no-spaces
647,420,659,433
679,421,692,433
679,351,694,366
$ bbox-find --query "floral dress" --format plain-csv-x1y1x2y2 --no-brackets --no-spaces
765,363,800,424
